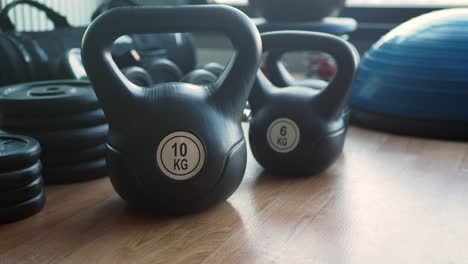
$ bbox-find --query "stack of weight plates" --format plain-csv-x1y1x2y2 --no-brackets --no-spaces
0,80,108,183
0,134,45,223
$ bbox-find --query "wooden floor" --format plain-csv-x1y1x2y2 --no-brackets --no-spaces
1,126,468,264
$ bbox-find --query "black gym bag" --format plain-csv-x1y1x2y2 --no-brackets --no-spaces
0,0,196,86
0,0,85,86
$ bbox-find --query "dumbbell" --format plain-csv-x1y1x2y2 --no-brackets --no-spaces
181,62,225,85
202,62,225,77
249,31,359,177
82,5,261,214
55,48,169,87
115,49,183,85
143,57,184,84
121,66,154,87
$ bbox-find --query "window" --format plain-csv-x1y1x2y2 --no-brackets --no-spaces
348,0,468,6
212,0,247,4
213,0,468,6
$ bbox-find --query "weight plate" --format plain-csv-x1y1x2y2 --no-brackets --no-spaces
0,161,42,191
43,158,107,184
7,123,108,151
0,80,100,116
0,177,43,208
0,134,41,171
1,108,107,130
0,190,46,224
42,144,107,166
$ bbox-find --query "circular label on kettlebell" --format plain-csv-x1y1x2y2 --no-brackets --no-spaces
156,131,206,181
267,118,300,153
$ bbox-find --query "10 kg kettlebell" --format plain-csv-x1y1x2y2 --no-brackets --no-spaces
82,6,261,214
249,31,358,176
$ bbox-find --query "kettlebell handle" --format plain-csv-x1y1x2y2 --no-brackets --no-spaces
257,31,359,120
82,5,261,121
264,49,294,87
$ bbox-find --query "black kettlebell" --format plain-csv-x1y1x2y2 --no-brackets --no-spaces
249,31,358,177
82,6,261,214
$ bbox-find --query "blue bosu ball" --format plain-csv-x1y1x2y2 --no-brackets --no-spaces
350,9,468,140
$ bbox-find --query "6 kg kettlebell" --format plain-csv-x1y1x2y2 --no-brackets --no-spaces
249,31,358,176
82,6,261,214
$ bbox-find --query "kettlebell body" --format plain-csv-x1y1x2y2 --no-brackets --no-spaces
82,6,261,214
249,31,358,176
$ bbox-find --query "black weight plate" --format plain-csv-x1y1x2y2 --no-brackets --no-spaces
8,123,108,151
43,158,107,184
0,134,41,171
0,190,46,224
0,177,43,208
0,161,42,191
42,144,107,166
0,80,100,117
1,108,106,130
